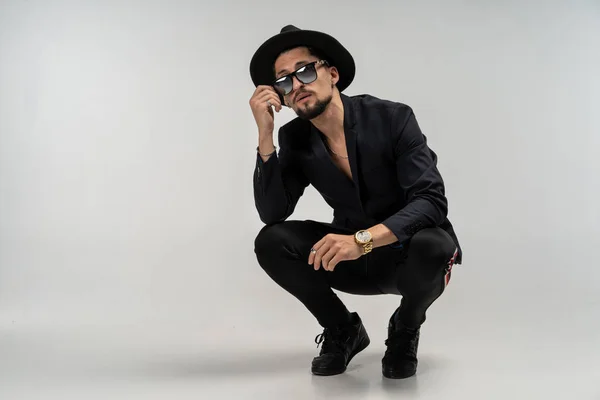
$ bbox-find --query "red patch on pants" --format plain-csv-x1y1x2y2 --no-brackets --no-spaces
445,248,458,287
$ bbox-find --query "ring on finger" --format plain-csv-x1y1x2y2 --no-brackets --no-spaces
310,248,317,254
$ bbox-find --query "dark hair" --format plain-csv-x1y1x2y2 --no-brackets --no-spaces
306,46,329,62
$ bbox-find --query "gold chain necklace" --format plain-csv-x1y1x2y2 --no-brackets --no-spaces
325,140,349,159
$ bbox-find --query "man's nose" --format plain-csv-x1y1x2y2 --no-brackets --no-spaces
291,75,304,92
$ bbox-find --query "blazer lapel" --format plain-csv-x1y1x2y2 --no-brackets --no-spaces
344,127,359,185
341,95,364,209
307,94,364,212
309,123,357,197
309,125,349,183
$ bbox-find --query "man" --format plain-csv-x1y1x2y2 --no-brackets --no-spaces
248,25,463,379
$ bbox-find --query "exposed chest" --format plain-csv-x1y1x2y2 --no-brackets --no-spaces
330,156,353,181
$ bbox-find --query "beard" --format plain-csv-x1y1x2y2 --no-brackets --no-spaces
294,93,333,120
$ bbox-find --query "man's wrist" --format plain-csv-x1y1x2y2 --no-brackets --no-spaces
365,224,398,248
257,134,276,160
354,230,373,255
257,145,276,157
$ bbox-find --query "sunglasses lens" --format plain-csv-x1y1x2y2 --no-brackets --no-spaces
273,77,292,95
296,64,317,84
273,62,319,96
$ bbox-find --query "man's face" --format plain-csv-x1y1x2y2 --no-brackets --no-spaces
273,47,339,120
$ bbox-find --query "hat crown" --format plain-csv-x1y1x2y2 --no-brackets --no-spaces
280,25,300,33
250,25,355,93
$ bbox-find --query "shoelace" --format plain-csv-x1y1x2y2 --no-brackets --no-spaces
315,328,348,354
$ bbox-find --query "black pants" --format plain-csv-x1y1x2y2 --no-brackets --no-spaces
254,220,459,329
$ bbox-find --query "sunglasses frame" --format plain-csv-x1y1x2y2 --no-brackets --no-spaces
272,59,329,96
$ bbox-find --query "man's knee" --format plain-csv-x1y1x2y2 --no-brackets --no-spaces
255,223,281,258
409,227,457,271
254,221,301,262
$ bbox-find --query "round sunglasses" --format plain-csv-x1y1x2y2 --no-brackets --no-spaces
272,60,329,96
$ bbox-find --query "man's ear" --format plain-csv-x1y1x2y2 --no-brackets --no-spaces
329,66,340,86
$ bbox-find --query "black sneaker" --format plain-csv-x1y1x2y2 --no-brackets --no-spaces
311,312,370,376
381,309,420,379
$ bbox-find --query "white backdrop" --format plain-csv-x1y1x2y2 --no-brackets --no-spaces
1,1,599,399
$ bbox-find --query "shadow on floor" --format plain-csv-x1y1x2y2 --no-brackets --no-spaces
114,349,438,397
128,349,321,378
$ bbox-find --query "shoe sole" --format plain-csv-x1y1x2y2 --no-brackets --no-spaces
311,336,371,376
382,367,417,379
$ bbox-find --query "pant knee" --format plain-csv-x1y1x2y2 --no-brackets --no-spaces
255,223,281,258
409,228,457,274
254,222,324,290
254,221,301,265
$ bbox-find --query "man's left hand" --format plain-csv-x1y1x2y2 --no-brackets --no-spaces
309,234,364,271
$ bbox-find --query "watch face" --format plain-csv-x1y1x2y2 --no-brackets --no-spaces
356,230,372,243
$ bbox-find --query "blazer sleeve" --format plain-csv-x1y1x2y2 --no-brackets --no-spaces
253,128,310,224
381,106,449,244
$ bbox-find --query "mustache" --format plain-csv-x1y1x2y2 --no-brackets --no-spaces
295,91,312,102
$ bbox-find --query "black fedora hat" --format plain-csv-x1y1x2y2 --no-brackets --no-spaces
249,25,355,94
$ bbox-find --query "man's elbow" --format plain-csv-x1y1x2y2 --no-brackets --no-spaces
434,195,448,223
421,192,448,225
258,206,290,225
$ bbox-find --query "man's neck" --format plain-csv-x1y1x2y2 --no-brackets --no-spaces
310,92,345,142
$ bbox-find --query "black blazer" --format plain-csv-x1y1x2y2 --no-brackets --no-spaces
253,93,462,264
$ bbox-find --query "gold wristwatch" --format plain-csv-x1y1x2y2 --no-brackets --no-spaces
354,230,373,254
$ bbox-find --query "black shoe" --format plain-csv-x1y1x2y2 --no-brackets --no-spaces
382,309,420,379
311,312,370,376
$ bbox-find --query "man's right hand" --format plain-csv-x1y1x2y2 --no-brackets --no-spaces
249,85,283,138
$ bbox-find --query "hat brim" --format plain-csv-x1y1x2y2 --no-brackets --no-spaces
250,29,355,94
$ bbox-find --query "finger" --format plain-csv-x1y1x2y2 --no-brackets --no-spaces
253,85,276,96
255,92,282,112
327,252,345,271
250,87,271,104
271,95,283,112
308,236,328,265
309,246,321,265
321,246,338,271
253,86,279,103
308,246,317,265
313,243,331,271
253,91,273,106
262,92,283,112
250,87,276,107
315,234,331,248
324,243,344,271
321,248,338,271
259,84,278,93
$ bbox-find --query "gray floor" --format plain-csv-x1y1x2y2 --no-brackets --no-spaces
1,267,598,400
